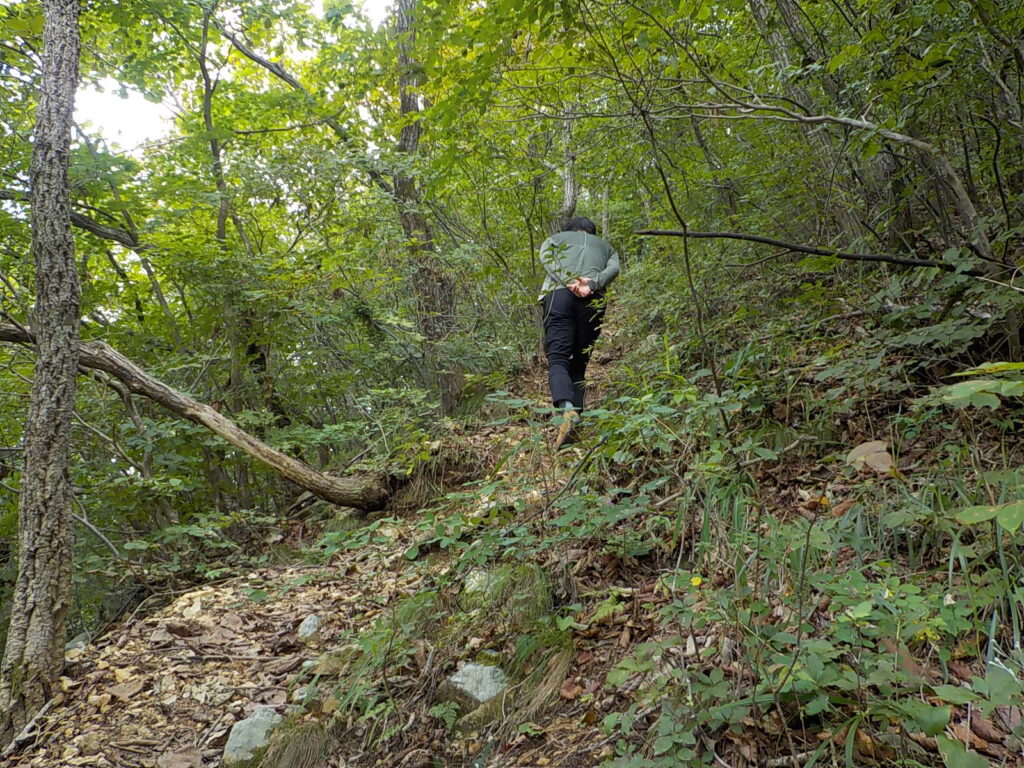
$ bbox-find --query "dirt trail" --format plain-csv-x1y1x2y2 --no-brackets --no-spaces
8,318,663,768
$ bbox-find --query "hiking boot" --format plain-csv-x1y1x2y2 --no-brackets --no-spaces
553,409,580,450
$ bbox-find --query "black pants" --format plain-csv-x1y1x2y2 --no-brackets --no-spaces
542,288,605,410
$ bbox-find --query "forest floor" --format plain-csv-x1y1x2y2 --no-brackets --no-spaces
8,319,1023,768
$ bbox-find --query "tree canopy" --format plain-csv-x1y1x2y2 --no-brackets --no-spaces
1,0,1023,762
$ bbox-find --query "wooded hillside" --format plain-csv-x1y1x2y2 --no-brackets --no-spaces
1,0,1022,766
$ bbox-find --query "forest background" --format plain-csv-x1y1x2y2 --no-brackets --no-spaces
1,0,1023,765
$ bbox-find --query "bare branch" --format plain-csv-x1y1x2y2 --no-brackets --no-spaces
635,229,988,275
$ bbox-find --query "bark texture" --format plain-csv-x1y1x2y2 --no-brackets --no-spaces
0,325,389,511
0,0,81,745
394,0,459,411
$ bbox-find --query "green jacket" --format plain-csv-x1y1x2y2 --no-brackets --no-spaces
538,230,621,298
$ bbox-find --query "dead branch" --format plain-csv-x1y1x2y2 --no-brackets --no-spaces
636,229,988,275
0,323,388,510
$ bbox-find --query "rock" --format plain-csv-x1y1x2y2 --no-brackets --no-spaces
311,649,351,676
223,705,283,766
458,564,551,622
462,569,492,593
65,631,90,652
79,731,104,756
461,569,497,608
297,614,321,641
317,504,362,535
291,685,318,704
437,663,508,712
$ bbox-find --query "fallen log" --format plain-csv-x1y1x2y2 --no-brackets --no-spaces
0,324,388,511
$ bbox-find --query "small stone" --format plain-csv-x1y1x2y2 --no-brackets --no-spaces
79,731,104,756
291,685,318,704
437,663,508,712
65,632,90,652
311,647,354,676
297,615,321,641
223,705,283,766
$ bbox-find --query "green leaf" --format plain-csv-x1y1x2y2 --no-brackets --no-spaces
984,663,1023,705
900,699,950,736
653,735,675,755
931,684,978,705
954,361,1024,376
846,600,873,620
956,505,1001,525
936,735,990,768
996,501,1024,533
969,392,1001,409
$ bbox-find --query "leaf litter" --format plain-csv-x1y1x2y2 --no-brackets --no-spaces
7,320,1022,767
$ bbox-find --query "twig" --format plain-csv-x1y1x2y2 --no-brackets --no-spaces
976,274,1024,295
537,435,607,516
71,499,137,564
738,437,812,467
1,699,53,757
636,229,984,275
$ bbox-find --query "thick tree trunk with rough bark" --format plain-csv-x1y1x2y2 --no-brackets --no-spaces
0,325,389,510
0,0,81,745
394,0,459,412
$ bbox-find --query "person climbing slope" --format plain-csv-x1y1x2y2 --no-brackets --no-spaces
539,216,620,449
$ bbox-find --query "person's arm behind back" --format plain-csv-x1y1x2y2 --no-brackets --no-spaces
591,241,620,291
540,236,577,289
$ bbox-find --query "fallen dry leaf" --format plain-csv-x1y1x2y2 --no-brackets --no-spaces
970,715,1005,745
182,598,202,620
107,679,146,702
996,705,1023,732
559,678,583,700
950,721,989,750
846,440,894,474
157,748,203,768
832,499,856,516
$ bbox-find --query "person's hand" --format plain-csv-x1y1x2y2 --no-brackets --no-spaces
573,277,593,298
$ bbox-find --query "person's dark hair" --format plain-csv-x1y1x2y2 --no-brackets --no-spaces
561,216,597,235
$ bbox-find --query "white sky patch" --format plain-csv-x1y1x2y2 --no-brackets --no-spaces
361,0,393,27
312,0,392,28
75,79,175,154
75,2,392,149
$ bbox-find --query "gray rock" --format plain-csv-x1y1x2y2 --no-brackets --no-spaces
437,663,508,712
460,569,503,611
462,569,494,595
291,684,318,704
223,705,283,766
297,614,321,641
65,631,90,652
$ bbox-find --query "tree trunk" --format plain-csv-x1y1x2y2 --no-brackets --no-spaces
394,0,459,412
747,0,864,241
0,325,390,511
0,0,81,744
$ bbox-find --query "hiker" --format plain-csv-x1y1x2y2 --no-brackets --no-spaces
539,216,620,448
